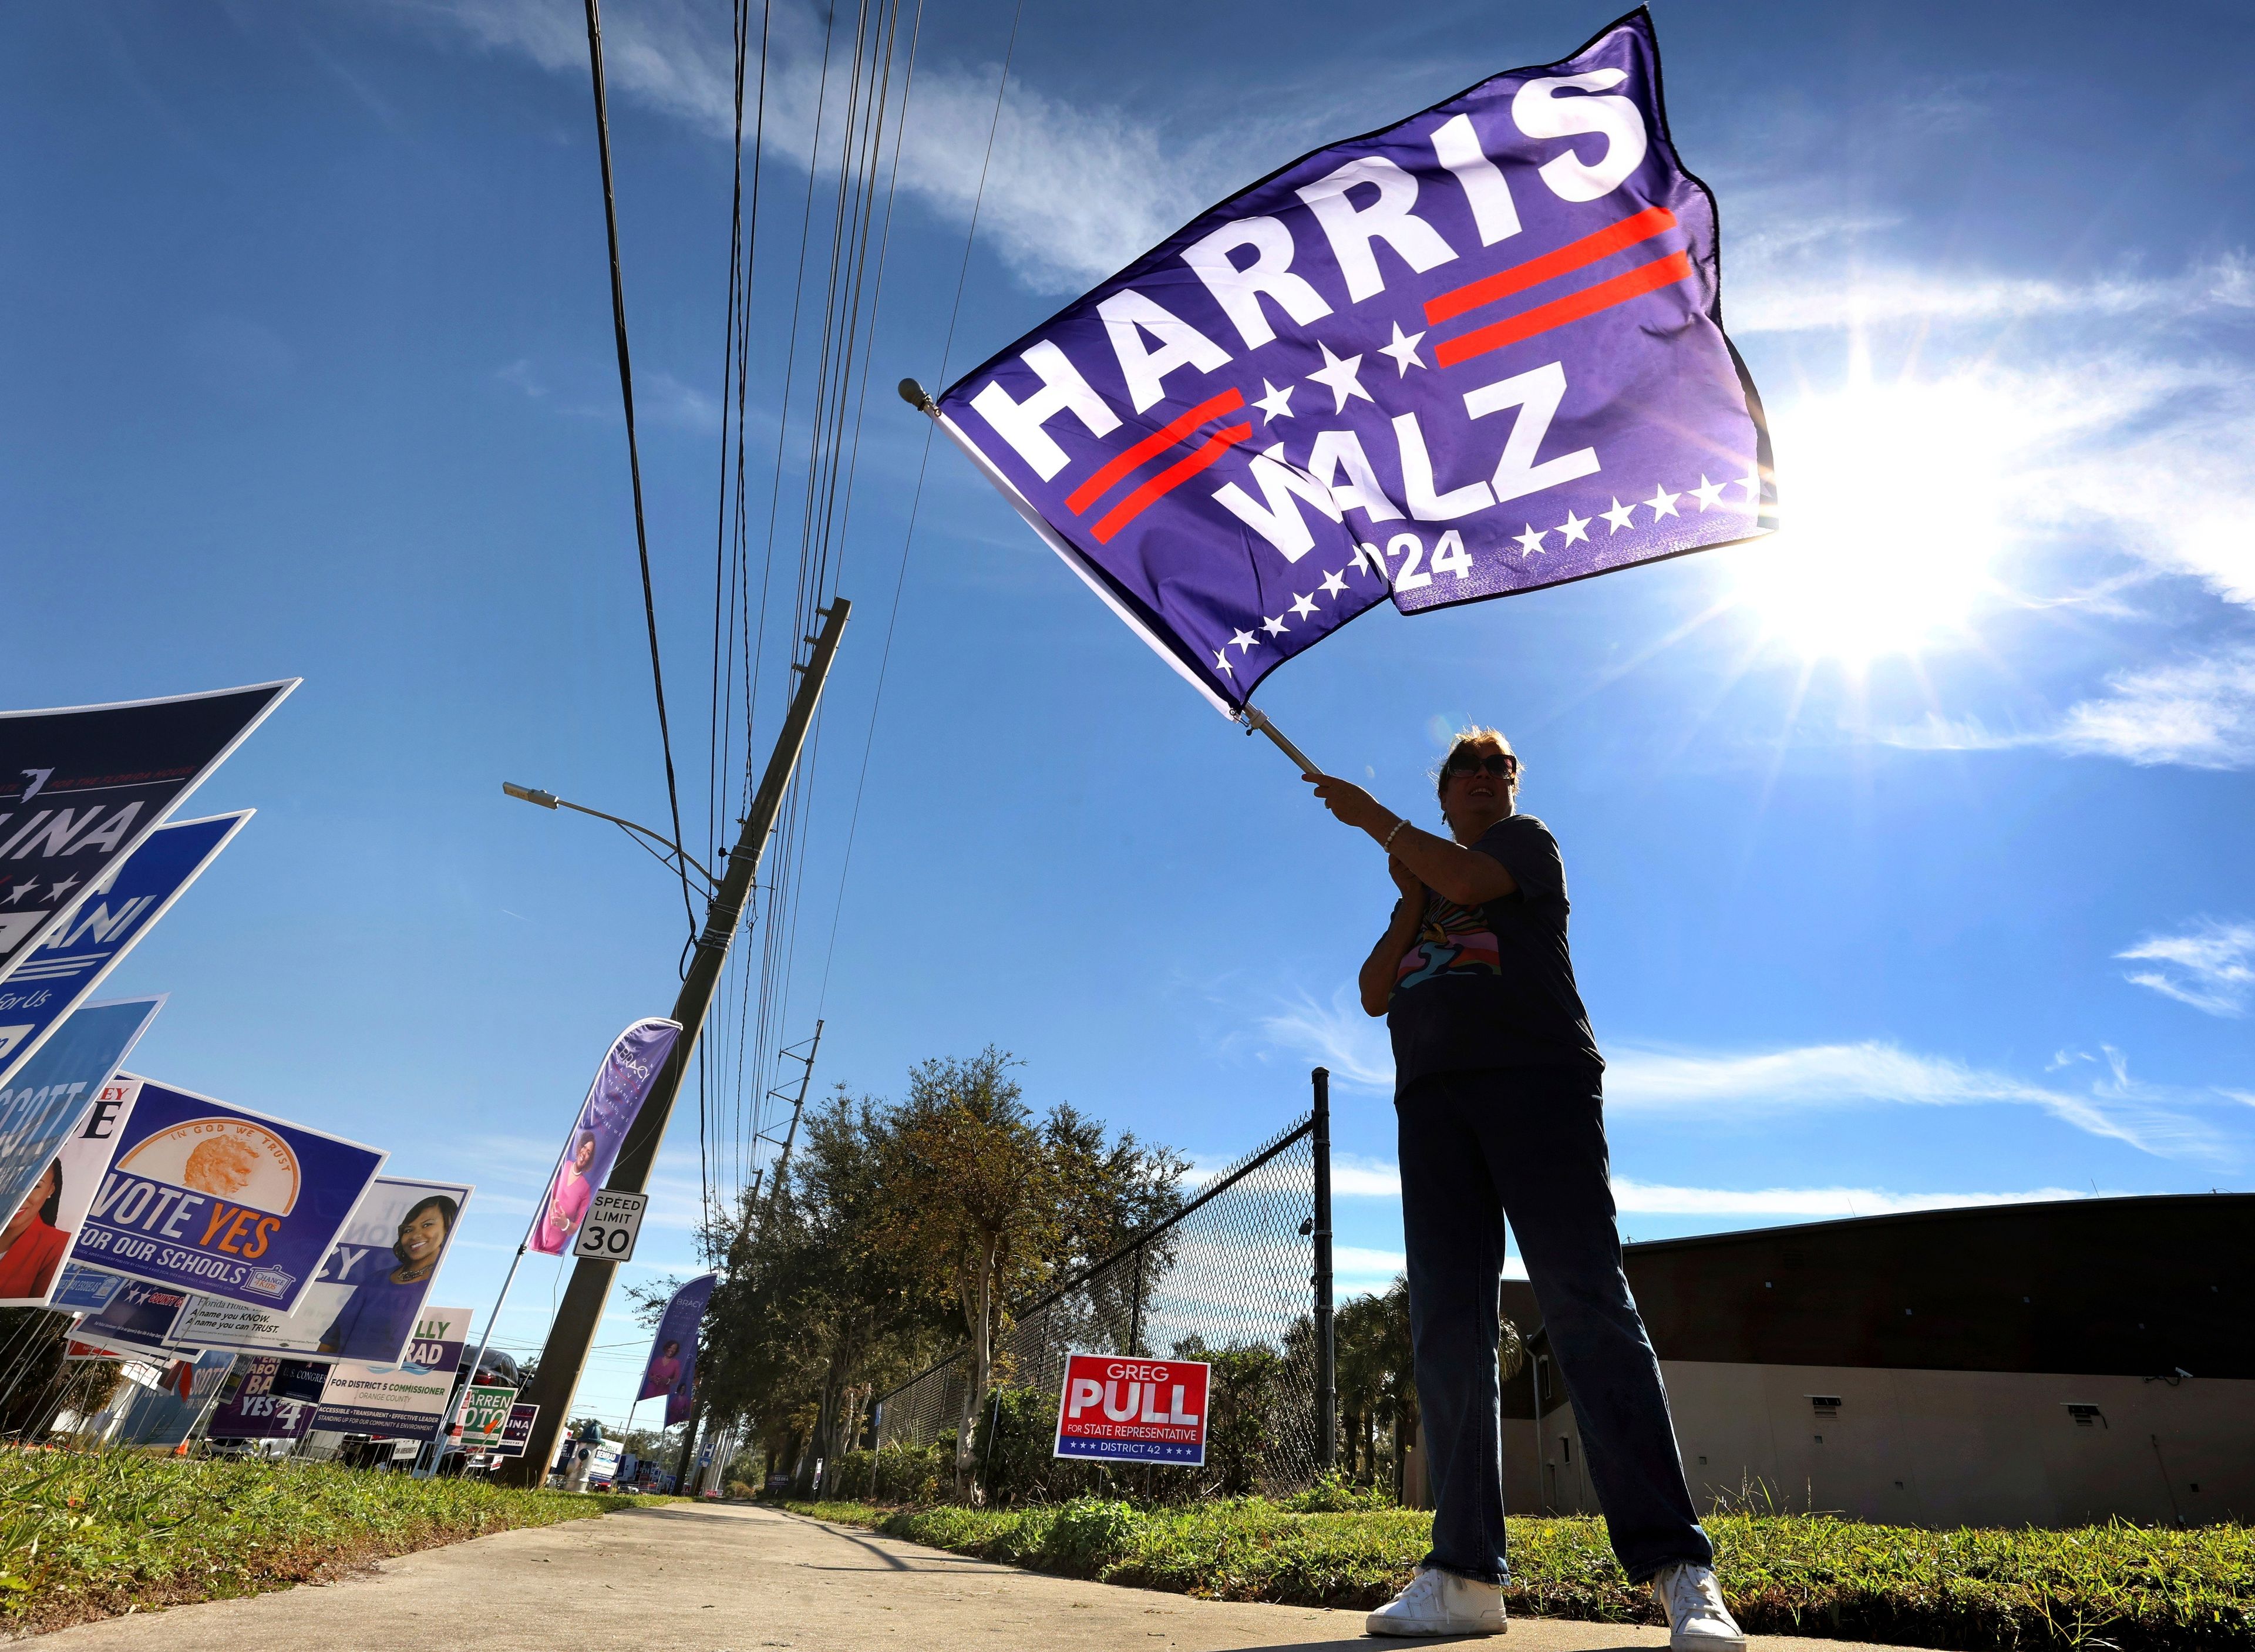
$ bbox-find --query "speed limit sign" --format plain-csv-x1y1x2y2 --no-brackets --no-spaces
574,1190,648,1262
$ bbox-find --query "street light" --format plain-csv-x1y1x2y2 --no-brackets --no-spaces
502,781,717,893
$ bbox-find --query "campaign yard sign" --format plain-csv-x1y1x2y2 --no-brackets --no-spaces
0,682,294,987
0,997,164,1293
490,1401,540,1458
0,813,250,1095
170,1175,473,1362
206,1355,329,1442
1054,1352,1209,1466
72,1275,194,1358
313,1304,470,1438
457,1384,518,1452
73,1075,385,1314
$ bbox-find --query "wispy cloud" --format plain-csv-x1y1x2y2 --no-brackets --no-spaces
420,0,1256,292
1884,648,2255,771
1734,251,2255,335
1256,995,2227,1158
2119,919,2255,1017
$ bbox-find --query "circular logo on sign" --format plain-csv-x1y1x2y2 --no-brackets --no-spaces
118,1118,302,1214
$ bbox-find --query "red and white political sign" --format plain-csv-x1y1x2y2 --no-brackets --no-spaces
1053,1352,1209,1466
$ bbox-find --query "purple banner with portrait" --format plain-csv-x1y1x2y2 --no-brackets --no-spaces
528,1018,681,1256
205,1354,329,1441
929,9,1771,714
72,1076,386,1314
638,1271,716,1426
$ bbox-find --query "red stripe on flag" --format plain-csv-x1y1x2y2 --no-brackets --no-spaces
1066,388,1247,516
1434,250,1694,369
1422,206,1678,327
1091,423,1251,544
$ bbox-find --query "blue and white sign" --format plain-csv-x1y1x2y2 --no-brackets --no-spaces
0,813,250,1095
0,997,164,1296
73,1076,386,1314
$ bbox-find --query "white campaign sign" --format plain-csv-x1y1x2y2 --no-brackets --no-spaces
573,1190,647,1262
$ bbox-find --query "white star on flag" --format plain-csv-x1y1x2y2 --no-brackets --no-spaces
1689,475,1726,511
46,876,80,901
1214,650,1233,676
2,883,33,904
1229,628,1258,654
1515,524,1547,557
1251,379,1295,423
1261,613,1290,637
1645,484,1682,520
1319,568,1348,598
1601,497,1637,533
1736,470,1761,501
1556,509,1591,546
1290,591,1319,620
1306,342,1372,413
1350,542,1382,578
1378,321,1426,376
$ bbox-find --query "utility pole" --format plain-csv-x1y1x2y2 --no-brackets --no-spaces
503,599,850,1486
672,1018,824,1490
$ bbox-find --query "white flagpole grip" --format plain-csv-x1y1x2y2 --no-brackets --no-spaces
1240,705,1320,775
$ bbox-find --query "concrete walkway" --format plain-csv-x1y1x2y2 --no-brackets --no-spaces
34,1502,1925,1651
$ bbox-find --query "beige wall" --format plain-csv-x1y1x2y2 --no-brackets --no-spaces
1526,1362,2253,1528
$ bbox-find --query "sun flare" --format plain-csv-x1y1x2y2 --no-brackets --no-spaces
1729,375,2022,663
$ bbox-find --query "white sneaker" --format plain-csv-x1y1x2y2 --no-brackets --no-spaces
1651,1562,1745,1649
1365,1566,1506,1637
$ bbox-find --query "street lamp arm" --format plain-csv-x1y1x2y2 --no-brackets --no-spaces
501,782,719,892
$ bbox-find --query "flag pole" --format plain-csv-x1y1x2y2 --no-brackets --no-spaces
900,379,1328,779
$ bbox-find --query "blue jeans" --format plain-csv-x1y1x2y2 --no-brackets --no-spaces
1397,1066,1712,1584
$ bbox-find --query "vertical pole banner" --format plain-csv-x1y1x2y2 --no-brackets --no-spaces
1053,1352,1210,1466
0,682,294,990
527,1018,682,1256
70,1077,386,1314
0,997,163,1302
0,813,250,1095
637,1271,717,1426
170,1176,474,1360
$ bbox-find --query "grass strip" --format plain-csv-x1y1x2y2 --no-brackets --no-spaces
786,1496,2255,1651
0,1448,672,1634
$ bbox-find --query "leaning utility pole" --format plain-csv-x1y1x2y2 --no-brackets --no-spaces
503,599,850,1486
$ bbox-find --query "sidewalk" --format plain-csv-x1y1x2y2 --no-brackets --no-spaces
32,1502,1933,1651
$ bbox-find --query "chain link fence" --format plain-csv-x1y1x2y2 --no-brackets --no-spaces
866,1093,1333,1501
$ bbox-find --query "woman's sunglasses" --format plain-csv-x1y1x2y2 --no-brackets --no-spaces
1445,751,1518,778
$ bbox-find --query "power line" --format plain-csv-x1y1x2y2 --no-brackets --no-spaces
582,0,696,943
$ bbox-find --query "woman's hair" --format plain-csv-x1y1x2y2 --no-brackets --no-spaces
36,1159,62,1227
1432,725,1522,808
661,1340,680,1357
391,1195,459,1266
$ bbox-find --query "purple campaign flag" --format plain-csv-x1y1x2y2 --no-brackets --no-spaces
928,9,1771,714
636,1271,716,1426
528,1017,682,1256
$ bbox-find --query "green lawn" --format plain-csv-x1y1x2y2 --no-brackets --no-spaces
787,1495,2255,1651
0,1449,669,1633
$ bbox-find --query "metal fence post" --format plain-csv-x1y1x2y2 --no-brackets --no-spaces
1311,1066,1335,1473
1126,1240,1145,1357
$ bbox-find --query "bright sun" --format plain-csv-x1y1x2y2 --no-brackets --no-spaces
1728,374,2021,663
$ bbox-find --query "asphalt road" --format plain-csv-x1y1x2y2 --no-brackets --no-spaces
32,1502,1931,1651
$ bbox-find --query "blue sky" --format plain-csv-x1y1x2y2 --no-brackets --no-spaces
6,0,2252,1432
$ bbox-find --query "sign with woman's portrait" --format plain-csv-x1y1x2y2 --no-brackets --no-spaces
171,1175,473,1361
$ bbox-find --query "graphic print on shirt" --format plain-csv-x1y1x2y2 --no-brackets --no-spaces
1394,893,1503,996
